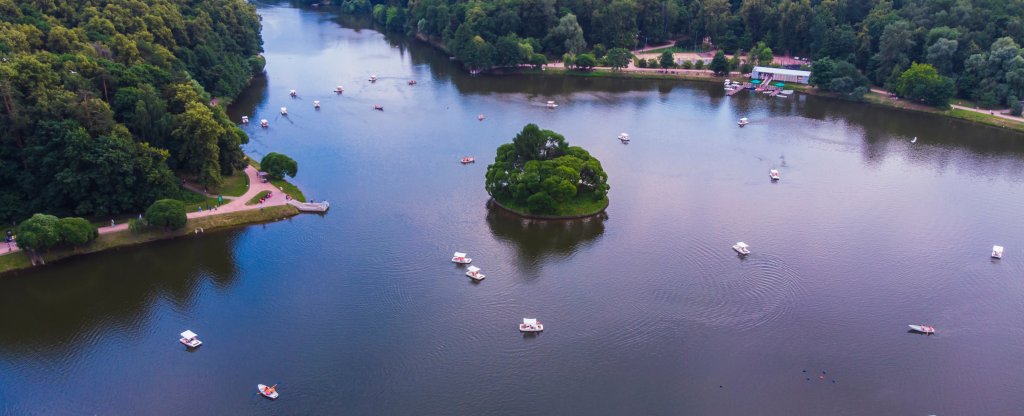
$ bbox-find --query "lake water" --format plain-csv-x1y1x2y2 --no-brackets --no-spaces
3,3,1024,415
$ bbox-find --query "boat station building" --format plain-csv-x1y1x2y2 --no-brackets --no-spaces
751,66,812,84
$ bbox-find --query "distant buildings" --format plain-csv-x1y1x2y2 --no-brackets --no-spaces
752,66,812,84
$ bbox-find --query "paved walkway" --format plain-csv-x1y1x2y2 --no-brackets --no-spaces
1,166,291,257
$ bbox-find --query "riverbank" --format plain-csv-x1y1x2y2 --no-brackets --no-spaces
0,165,311,276
0,205,299,276
499,66,1024,133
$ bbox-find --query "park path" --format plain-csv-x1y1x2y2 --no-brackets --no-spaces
1,166,290,257
870,87,1024,122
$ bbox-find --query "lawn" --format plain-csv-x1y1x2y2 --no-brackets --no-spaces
212,170,249,197
247,191,270,205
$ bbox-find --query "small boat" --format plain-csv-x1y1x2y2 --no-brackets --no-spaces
280,107,288,115
335,86,344,93
478,114,485,121
313,100,320,109
738,117,749,127
179,330,202,348
780,90,794,95
258,384,279,400
241,116,249,124
460,157,475,164
546,100,558,109
992,245,1004,259
289,89,297,97
260,119,269,128
732,242,750,255
373,105,383,111
618,132,630,143
908,324,935,334
408,80,417,85
769,169,780,181
452,252,472,264
519,318,543,332
369,74,377,82
466,265,485,281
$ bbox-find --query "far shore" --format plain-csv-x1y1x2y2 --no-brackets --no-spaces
487,65,1024,134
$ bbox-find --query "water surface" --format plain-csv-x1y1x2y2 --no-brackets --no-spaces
3,4,1024,415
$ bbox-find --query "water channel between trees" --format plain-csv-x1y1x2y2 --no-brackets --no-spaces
2,4,1024,415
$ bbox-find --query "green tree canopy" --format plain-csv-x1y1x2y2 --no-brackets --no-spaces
145,199,187,230
57,217,98,247
605,48,633,70
575,53,598,69
16,214,61,252
710,51,729,75
485,124,609,215
894,62,955,107
260,153,298,180
660,51,676,69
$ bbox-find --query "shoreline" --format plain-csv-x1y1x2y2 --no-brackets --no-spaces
483,64,1024,133
488,197,608,220
0,205,301,277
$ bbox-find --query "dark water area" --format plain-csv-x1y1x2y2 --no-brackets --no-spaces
3,3,1024,415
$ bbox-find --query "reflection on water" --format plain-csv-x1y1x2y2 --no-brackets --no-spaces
486,205,606,273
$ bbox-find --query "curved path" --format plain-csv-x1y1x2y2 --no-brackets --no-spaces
1,166,291,257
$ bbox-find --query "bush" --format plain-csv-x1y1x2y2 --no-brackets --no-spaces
145,199,187,230
129,218,150,233
16,214,61,252
1011,97,1023,116
527,192,555,214
260,152,298,180
681,60,693,69
694,60,705,70
57,217,97,247
636,58,647,68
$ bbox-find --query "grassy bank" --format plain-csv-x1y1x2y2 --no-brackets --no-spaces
247,159,307,202
494,192,609,218
0,205,300,276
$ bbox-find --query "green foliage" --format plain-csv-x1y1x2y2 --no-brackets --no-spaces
694,59,705,70
575,53,597,70
1012,98,1023,116
810,57,870,98
128,218,149,234
485,124,609,215
636,57,647,68
710,51,729,75
57,217,97,247
0,0,261,223
260,153,299,180
681,60,693,70
16,214,61,252
660,51,675,69
605,48,632,70
145,199,187,230
894,62,955,107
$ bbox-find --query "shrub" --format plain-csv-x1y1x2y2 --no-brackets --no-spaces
145,199,187,230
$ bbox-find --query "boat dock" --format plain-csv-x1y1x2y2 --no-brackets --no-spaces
289,200,330,213
726,83,751,96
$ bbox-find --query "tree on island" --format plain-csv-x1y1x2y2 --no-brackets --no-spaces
145,199,188,230
485,124,609,216
260,153,299,179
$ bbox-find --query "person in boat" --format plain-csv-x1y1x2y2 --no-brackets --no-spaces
265,386,275,395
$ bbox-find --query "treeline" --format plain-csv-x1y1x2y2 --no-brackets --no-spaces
323,0,1024,108
0,0,264,223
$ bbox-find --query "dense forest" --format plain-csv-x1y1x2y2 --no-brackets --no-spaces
323,0,1024,108
0,0,263,223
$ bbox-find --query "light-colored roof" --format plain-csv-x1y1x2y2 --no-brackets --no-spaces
993,245,1004,251
736,242,749,248
467,266,480,272
740,117,748,121
523,318,537,325
453,252,467,258
752,66,811,77
181,330,197,339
